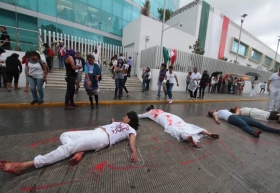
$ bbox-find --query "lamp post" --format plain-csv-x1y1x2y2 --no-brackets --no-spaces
273,36,280,71
235,14,247,64
159,0,167,65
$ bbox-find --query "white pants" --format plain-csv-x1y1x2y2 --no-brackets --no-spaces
269,88,280,111
34,128,109,168
250,87,256,96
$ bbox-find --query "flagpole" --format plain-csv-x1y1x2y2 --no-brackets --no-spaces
159,0,166,66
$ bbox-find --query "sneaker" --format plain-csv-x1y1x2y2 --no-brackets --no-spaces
169,99,173,104
38,101,44,105
31,100,38,105
191,98,195,100
156,96,160,100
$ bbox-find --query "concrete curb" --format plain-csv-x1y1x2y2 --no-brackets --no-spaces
0,98,269,108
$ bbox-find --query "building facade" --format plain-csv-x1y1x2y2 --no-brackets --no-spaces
0,0,179,51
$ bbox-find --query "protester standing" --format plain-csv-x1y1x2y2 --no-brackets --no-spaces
0,47,7,88
126,56,133,77
156,63,167,99
267,68,280,111
57,42,66,70
43,43,54,73
186,72,191,92
165,65,179,104
122,63,130,97
21,52,30,92
0,26,10,50
75,52,85,93
250,76,259,97
114,59,124,99
5,53,22,92
188,67,201,99
260,82,266,94
198,70,209,99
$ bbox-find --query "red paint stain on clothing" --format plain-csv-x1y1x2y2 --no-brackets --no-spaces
151,137,158,143
181,153,211,165
149,109,164,119
88,161,108,174
31,138,59,147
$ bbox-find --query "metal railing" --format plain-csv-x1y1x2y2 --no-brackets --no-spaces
140,45,273,81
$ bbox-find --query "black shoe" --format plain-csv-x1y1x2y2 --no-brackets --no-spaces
114,97,117,100
31,100,38,105
96,105,99,109
38,101,44,105
118,96,122,99
91,105,94,109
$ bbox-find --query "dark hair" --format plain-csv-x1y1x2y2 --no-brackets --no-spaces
129,56,132,59
169,65,173,70
43,43,50,48
9,53,19,58
120,53,123,56
24,51,31,57
87,54,95,60
117,59,124,67
0,26,6,31
208,110,213,117
127,111,139,130
254,76,258,80
29,51,41,59
229,108,235,113
188,72,192,75
0,47,6,54
146,105,154,112
161,63,167,69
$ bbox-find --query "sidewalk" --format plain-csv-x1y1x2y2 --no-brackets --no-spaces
0,87,269,108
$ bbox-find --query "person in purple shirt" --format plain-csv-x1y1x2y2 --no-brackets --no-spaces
126,56,133,77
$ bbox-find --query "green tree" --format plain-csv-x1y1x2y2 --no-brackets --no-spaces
140,0,151,16
157,8,172,22
189,39,205,55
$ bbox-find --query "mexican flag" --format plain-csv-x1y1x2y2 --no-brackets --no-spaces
163,47,170,64
169,49,177,65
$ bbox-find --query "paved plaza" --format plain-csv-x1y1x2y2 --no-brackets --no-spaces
0,97,280,192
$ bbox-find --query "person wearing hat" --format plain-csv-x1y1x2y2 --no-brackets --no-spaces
84,54,101,109
0,47,7,88
64,49,82,110
0,111,140,175
198,70,209,99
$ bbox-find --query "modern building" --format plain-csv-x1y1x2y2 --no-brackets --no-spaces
0,0,180,51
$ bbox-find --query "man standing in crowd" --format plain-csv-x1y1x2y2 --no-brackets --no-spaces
57,42,66,70
267,67,280,111
0,26,11,50
118,53,126,63
188,67,201,99
126,56,133,77
75,52,85,93
92,45,101,65
0,47,7,88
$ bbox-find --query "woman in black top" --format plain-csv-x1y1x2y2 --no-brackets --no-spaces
198,70,209,99
5,53,22,92
64,50,82,110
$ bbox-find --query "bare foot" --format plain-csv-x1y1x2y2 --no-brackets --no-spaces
187,136,201,148
69,152,84,166
0,160,26,175
210,134,219,139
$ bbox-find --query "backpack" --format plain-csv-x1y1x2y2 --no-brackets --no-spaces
48,48,54,58
58,48,66,57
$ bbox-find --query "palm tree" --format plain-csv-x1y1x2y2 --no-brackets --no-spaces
141,0,151,16
157,8,172,22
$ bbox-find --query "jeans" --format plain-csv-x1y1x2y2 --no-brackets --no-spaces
0,67,7,86
167,83,174,99
228,115,280,135
65,75,76,104
123,75,128,94
146,79,150,90
115,78,123,97
199,85,206,98
269,88,280,111
211,84,217,93
58,56,64,69
46,57,52,71
29,77,44,102
142,79,147,91
157,81,167,98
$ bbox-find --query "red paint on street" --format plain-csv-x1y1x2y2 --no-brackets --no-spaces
152,137,158,143
31,138,59,147
88,161,108,173
181,153,211,165
108,165,148,170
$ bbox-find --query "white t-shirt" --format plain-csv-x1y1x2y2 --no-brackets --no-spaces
28,59,45,79
268,73,280,90
0,53,7,67
123,64,129,75
93,53,100,64
75,58,83,72
103,122,136,147
166,72,177,83
214,110,233,121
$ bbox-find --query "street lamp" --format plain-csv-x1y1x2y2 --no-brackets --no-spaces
235,14,247,64
159,0,182,65
273,36,280,71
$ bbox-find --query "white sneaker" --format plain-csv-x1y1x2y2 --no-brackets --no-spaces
167,98,170,101
169,99,173,104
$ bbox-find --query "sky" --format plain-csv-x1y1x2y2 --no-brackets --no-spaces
179,0,280,55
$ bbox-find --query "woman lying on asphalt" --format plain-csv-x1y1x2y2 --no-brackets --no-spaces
138,105,219,148
229,106,280,123
0,111,139,175
208,109,280,138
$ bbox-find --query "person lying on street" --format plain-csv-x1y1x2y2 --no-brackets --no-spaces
208,109,280,138
0,111,139,175
138,105,219,148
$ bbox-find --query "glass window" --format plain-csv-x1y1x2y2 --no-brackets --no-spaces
123,2,132,22
101,11,113,33
73,1,87,25
275,62,280,70
264,56,272,66
133,0,142,6
250,49,262,62
78,0,87,3
112,16,123,36
57,0,74,22
88,0,101,9
0,8,16,50
101,0,112,14
232,39,248,56
87,6,102,30
38,0,56,17
1,0,15,5
17,0,37,11
38,19,63,34
113,0,123,18
131,6,140,21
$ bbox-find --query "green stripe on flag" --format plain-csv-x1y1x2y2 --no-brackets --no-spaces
198,1,210,50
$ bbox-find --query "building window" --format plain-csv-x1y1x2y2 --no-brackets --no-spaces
250,49,262,62
275,62,280,70
264,56,272,67
232,39,248,57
